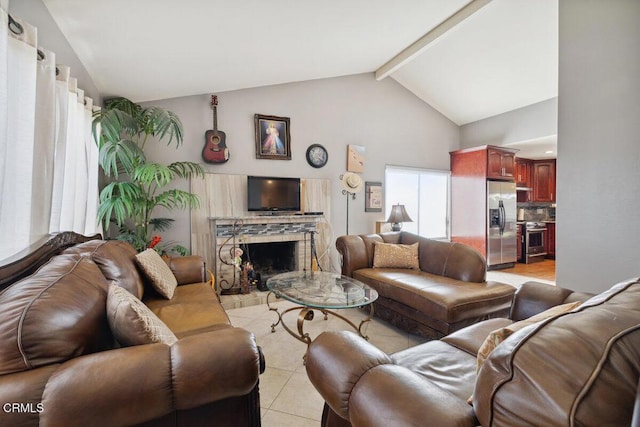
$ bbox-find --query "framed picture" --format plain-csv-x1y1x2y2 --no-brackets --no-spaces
254,114,291,160
365,181,382,212
347,144,365,172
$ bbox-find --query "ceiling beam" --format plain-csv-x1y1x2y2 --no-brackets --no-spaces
375,0,493,81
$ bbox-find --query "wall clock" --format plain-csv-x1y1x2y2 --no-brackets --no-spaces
306,144,328,168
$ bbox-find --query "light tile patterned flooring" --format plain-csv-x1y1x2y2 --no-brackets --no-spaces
225,263,555,426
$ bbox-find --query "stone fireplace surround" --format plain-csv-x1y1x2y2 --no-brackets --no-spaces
210,215,322,297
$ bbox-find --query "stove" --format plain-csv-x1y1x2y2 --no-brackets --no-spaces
523,222,547,263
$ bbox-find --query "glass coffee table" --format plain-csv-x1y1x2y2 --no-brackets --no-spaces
266,270,378,346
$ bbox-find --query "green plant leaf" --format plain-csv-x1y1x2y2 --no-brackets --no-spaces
93,108,139,144
99,139,145,177
97,182,142,227
168,161,205,179
153,189,201,210
140,107,184,147
105,97,142,118
149,217,174,232
133,163,174,188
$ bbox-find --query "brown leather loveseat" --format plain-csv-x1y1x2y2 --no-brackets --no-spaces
306,278,640,426
337,232,515,338
0,232,264,426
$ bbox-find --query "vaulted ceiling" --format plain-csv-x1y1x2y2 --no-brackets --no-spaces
43,0,557,126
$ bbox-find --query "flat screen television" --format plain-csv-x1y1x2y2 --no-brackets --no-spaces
247,176,301,212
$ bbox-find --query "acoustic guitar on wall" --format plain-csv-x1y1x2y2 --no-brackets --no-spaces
202,95,229,164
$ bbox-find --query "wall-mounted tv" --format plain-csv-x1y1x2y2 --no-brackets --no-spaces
247,176,301,212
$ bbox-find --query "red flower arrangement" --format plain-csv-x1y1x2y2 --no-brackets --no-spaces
148,235,162,249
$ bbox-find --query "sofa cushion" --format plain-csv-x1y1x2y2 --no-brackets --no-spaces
63,239,145,299
0,254,111,375
354,268,515,323
135,249,178,299
373,242,419,270
474,278,640,427
144,282,231,338
391,340,478,403
106,283,178,346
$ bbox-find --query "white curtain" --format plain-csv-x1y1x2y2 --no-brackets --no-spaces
0,3,100,260
0,14,37,259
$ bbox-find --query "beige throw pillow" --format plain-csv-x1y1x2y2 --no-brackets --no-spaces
135,248,178,299
107,283,178,346
476,301,583,373
372,242,420,270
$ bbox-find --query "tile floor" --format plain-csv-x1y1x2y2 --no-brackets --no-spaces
225,270,554,426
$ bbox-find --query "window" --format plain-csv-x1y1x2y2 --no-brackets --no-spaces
384,166,450,240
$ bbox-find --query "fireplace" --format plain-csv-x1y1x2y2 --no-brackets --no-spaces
209,215,321,294
243,241,296,280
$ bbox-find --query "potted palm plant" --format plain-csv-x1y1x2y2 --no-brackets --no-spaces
92,97,204,254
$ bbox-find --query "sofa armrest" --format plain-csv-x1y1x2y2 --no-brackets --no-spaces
307,331,473,426
39,328,261,426
349,364,477,427
306,331,391,420
335,235,370,277
510,281,593,321
167,255,206,285
0,365,59,426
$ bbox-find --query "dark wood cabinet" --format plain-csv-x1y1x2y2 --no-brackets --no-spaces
545,222,556,259
516,159,532,187
487,147,516,179
449,145,518,258
532,160,556,202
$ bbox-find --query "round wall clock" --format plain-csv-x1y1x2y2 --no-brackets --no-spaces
306,144,328,168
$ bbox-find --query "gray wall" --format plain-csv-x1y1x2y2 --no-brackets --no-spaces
460,97,557,148
9,0,101,103
557,0,640,292
142,73,460,249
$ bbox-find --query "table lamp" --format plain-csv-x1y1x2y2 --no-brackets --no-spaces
386,204,413,231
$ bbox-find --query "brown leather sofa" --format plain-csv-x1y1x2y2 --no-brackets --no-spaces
306,279,640,427
0,232,264,427
337,232,516,338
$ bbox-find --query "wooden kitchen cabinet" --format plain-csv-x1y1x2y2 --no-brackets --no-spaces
449,145,518,258
516,159,532,187
545,222,556,259
487,147,516,179
532,160,556,202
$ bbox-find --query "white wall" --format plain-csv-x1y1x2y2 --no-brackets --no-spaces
557,0,640,292
460,97,557,148
141,73,460,250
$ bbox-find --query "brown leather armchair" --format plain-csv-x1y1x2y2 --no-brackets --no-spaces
306,279,640,427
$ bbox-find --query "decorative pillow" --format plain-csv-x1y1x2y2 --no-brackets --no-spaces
476,301,582,372
372,242,420,270
106,283,178,346
135,248,178,299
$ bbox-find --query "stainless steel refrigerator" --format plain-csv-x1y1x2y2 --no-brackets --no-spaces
486,181,517,269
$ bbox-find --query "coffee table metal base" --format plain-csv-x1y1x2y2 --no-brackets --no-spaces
267,292,374,345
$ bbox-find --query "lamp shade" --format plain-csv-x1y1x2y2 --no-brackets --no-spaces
386,204,413,229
